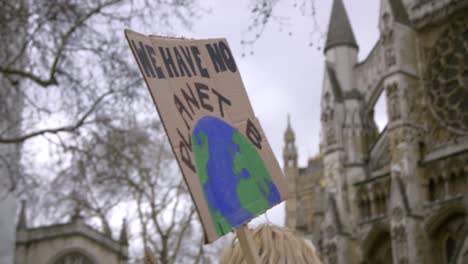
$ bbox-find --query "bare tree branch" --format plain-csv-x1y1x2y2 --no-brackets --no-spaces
0,0,122,87
0,90,114,144
169,207,196,264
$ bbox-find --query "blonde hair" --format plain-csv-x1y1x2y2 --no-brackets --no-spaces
220,224,322,264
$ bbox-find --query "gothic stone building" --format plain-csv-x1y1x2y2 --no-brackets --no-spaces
284,0,468,263
14,202,128,264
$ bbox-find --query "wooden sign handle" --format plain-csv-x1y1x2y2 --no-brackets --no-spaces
236,225,261,264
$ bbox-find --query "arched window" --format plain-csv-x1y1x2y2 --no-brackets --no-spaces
54,252,94,264
428,213,466,264
374,91,389,133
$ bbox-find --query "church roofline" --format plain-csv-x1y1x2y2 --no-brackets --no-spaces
16,221,128,259
353,1,412,67
355,39,381,68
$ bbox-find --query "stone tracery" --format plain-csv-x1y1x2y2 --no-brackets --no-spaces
426,15,468,135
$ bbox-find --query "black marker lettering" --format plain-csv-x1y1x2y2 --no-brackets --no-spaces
182,83,200,116
174,47,191,77
211,88,231,117
177,128,195,173
145,45,165,79
246,119,262,150
206,43,227,73
191,46,210,78
194,82,213,112
180,46,197,76
174,94,192,130
219,41,237,72
131,41,154,78
159,47,179,78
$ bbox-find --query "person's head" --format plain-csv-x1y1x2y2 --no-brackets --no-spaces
220,224,322,264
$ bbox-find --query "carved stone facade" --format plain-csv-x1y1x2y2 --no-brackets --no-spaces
284,0,468,263
15,203,128,264
425,14,468,135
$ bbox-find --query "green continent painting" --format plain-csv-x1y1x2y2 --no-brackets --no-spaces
192,116,281,236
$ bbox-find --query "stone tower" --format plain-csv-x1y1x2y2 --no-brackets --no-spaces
284,115,298,229
320,1,364,262
284,0,468,263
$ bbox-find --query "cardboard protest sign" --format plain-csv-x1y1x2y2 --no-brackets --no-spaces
124,30,289,243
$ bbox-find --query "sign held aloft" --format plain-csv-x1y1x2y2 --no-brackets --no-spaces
125,30,288,243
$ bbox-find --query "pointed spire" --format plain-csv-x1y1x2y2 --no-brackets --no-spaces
17,200,27,230
284,114,295,143
283,115,297,168
324,0,358,53
119,218,129,246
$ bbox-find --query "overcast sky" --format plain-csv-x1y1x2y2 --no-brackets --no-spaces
174,0,382,226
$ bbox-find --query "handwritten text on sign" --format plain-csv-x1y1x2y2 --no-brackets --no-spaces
129,40,263,173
